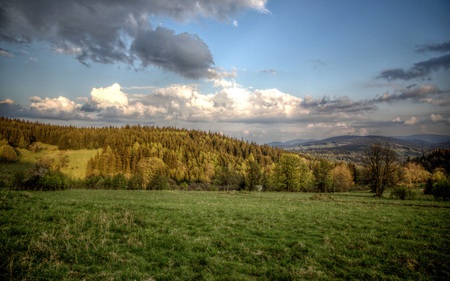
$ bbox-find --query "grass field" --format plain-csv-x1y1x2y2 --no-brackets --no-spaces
0,144,99,183
1,189,449,280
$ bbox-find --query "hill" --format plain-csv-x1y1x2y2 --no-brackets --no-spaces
393,134,450,145
274,135,450,163
0,117,282,186
268,138,317,147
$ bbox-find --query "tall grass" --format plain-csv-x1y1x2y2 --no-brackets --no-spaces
1,189,449,280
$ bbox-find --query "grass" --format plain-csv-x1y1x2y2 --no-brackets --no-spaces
0,144,99,182
1,189,449,280
60,149,101,179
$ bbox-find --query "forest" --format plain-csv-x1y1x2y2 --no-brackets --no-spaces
0,117,449,199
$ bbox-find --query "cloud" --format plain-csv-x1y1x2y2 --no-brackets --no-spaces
430,114,444,122
302,96,377,113
415,41,450,53
0,98,14,104
0,0,268,78
131,27,215,79
258,69,277,75
0,82,307,123
1,77,448,141
28,96,83,120
372,84,450,106
0,48,14,57
139,84,306,122
90,83,128,108
377,41,450,81
404,116,418,126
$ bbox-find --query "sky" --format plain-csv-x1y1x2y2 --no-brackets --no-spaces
0,0,449,144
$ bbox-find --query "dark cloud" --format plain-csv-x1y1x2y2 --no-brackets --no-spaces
258,69,277,75
302,96,377,113
0,102,24,117
0,0,267,78
415,41,450,53
373,84,442,103
377,53,450,81
0,47,14,57
80,103,98,112
377,40,450,81
377,68,424,81
131,27,214,79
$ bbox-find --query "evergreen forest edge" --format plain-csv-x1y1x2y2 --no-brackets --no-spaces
1,117,449,200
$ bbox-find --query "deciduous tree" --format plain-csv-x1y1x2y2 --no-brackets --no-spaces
331,163,354,192
364,143,400,197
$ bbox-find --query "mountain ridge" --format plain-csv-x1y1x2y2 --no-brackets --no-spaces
269,134,450,148
269,134,450,163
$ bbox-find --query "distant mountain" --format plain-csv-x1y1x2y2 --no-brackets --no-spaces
273,135,450,164
393,134,450,144
268,138,317,147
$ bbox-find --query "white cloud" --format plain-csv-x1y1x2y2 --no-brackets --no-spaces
233,19,239,27
91,83,128,108
212,78,239,88
431,114,444,122
28,96,82,119
307,123,331,129
121,83,306,122
404,116,418,125
0,98,14,104
54,45,83,55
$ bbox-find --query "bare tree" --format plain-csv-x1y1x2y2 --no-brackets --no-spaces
364,143,400,197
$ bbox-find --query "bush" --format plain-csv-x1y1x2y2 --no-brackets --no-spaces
178,182,189,191
390,186,416,200
433,178,450,201
14,168,69,191
0,179,11,189
39,171,69,191
423,178,434,195
0,144,18,163
146,170,169,190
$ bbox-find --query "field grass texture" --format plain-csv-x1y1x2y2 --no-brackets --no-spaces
1,190,449,280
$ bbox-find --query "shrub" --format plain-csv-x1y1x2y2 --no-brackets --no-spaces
423,178,434,195
390,186,416,200
13,168,69,191
0,179,11,189
147,170,169,190
178,182,189,191
39,171,69,191
433,178,450,201
0,144,18,163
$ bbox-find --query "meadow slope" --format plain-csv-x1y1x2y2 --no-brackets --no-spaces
1,190,449,280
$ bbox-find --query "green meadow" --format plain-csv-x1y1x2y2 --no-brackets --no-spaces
0,144,100,183
1,189,449,280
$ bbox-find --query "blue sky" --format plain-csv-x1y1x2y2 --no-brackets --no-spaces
1,0,449,143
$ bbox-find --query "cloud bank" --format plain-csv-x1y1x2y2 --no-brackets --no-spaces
2,80,448,124
1,79,449,142
0,0,267,78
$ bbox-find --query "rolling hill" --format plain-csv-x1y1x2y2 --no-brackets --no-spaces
270,134,450,164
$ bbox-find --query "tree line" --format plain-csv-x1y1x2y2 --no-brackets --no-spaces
0,117,449,199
